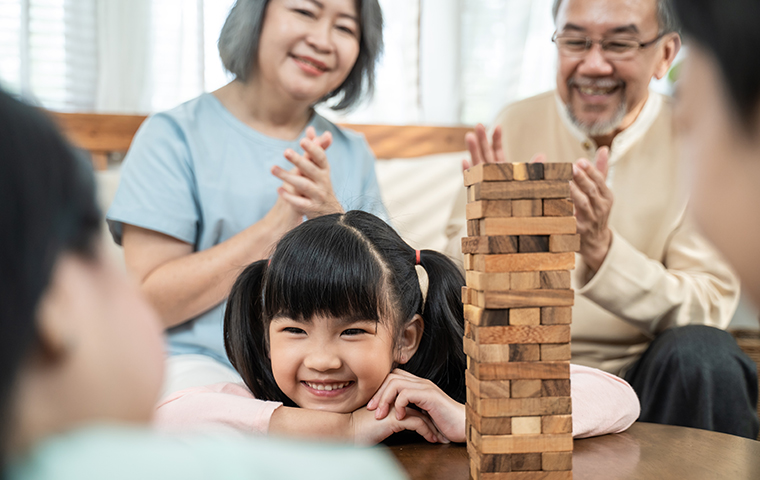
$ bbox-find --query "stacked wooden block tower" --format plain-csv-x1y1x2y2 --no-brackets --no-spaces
462,162,578,480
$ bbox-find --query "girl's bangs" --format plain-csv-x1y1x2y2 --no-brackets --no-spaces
263,221,388,324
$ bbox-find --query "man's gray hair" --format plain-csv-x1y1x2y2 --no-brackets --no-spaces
551,0,680,34
218,0,384,111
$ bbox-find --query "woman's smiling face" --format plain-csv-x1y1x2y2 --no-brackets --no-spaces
254,0,361,104
269,314,397,413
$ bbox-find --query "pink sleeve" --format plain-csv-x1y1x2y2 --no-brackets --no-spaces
153,382,282,435
570,364,640,438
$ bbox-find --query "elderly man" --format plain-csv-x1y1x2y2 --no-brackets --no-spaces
451,0,758,438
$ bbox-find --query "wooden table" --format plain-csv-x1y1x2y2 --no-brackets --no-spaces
388,422,760,479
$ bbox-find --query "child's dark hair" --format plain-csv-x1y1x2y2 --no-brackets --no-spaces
224,210,466,407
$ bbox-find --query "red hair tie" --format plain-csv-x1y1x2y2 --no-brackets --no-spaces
415,250,421,265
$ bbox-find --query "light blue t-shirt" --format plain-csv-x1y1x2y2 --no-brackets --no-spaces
8,426,406,480
106,93,388,365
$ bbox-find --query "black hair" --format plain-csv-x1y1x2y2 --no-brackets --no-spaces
0,90,101,474
218,0,384,111
673,0,760,130
224,211,466,408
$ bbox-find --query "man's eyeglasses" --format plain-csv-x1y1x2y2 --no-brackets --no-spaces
552,32,665,60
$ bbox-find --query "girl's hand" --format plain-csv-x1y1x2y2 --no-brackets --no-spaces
349,403,446,446
271,127,343,219
366,369,466,443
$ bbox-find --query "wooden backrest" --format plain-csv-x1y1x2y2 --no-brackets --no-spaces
49,112,471,169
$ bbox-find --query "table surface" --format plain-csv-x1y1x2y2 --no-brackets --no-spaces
388,422,760,479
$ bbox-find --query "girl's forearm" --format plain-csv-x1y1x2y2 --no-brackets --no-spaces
268,406,352,442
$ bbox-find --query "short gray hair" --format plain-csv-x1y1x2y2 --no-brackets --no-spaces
218,0,384,111
551,0,680,34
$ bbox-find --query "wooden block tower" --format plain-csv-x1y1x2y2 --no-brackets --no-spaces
462,162,578,480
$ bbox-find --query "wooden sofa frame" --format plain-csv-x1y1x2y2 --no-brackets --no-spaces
50,112,472,168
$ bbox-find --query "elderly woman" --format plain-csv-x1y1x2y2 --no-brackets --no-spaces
672,0,760,309
106,0,387,396
0,90,403,479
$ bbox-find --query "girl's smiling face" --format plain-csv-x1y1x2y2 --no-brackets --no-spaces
255,0,361,104
269,314,397,413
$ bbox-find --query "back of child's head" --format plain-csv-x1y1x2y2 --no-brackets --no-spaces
224,210,466,407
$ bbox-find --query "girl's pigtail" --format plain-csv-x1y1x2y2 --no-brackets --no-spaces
405,249,467,403
223,260,278,401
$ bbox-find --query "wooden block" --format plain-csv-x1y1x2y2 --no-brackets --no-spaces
543,199,574,217
469,396,572,418
466,370,511,399
512,163,529,181
468,186,478,202
467,404,511,434
540,271,571,289
512,417,542,436
511,199,542,217
511,380,542,399
468,444,512,473
508,308,540,325
476,217,577,237
462,286,474,305
518,235,550,253
471,325,570,345
542,451,573,471
465,337,512,363
467,271,512,291
464,305,511,326
468,181,571,201
510,273,540,290
471,252,575,273
470,290,575,309
464,163,514,186
509,344,540,362
541,307,572,325
463,236,519,255
543,163,573,181
541,379,571,397
468,219,483,236
549,234,581,253
471,430,573,454
526,163,544,180
467,200,513,219
540,343,572,361
468,361,570,381
510,162,544,182
464,254,475,270
511,453,542,471
541,415,573,435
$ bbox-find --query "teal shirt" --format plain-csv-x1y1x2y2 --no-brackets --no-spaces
9,426,406,480
106,93,388,367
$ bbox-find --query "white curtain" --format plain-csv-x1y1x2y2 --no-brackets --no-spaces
323,0,558,126
95,0,151,113
457,0,556,125
318,0,420,125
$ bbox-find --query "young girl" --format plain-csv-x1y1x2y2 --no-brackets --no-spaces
156,211,640,444
1,90,404,480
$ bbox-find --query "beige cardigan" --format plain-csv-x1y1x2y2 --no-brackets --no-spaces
447,90,739,375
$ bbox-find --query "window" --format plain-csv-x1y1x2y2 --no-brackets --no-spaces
0,0,96,110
